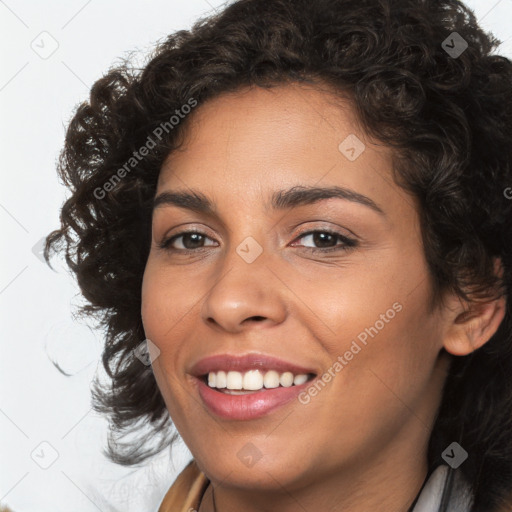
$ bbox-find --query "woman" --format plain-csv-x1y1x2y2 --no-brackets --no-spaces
46,0,512,510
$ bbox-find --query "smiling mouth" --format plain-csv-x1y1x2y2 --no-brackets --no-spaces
201,369,317,394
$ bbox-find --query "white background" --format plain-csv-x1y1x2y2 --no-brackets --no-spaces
1,1,511,511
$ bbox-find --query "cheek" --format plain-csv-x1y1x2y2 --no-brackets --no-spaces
300,249,440,405
141,261,190,341
141,266,188,422
140,260,201,388
141,263,183,396
287,255,423,354
328,295,441,434
304,309,442,465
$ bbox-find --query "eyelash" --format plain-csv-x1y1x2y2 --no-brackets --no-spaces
158,229,358,254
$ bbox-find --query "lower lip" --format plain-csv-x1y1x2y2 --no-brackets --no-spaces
196,378,313,420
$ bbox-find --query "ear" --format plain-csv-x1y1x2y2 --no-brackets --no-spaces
442,259,507,356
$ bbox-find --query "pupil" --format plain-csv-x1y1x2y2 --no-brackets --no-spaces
314,232,335,247
184,233,203,249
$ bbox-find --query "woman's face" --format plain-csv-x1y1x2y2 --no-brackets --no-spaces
141,84,450,494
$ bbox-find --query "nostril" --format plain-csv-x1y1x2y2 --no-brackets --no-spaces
248,316,266,322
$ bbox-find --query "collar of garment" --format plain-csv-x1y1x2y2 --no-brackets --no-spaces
158,460,473,512
412,464,473,512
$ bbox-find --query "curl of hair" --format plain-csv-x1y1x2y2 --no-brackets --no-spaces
47,0,512,508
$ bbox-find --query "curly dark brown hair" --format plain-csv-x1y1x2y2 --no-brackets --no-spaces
46,0,512,509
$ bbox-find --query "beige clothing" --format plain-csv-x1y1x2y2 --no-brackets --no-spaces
158,460,209,512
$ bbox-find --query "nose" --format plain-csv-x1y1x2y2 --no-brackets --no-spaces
201,248,287,334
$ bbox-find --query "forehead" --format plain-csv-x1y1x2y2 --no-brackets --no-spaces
161,83,362,170
157,84,411,218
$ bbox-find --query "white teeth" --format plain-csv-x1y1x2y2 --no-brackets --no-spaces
263,370,280,389
293,374,308,386
280,372,294,387
243,370,264,390
226,371,243,390
207,369,311,390
216,371,227,389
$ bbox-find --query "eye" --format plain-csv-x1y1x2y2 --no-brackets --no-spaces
159,231,217,251
291,230,357,253
158,228,357,254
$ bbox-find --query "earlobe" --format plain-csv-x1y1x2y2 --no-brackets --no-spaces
443,294,506,356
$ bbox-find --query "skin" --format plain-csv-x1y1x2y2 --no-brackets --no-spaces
141,83,505,512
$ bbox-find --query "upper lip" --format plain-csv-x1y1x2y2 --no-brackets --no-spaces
189,353,318,377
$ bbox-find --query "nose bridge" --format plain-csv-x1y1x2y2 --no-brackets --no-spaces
200,235,287,332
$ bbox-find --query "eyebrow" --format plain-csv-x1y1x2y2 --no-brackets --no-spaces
153,185,385,216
